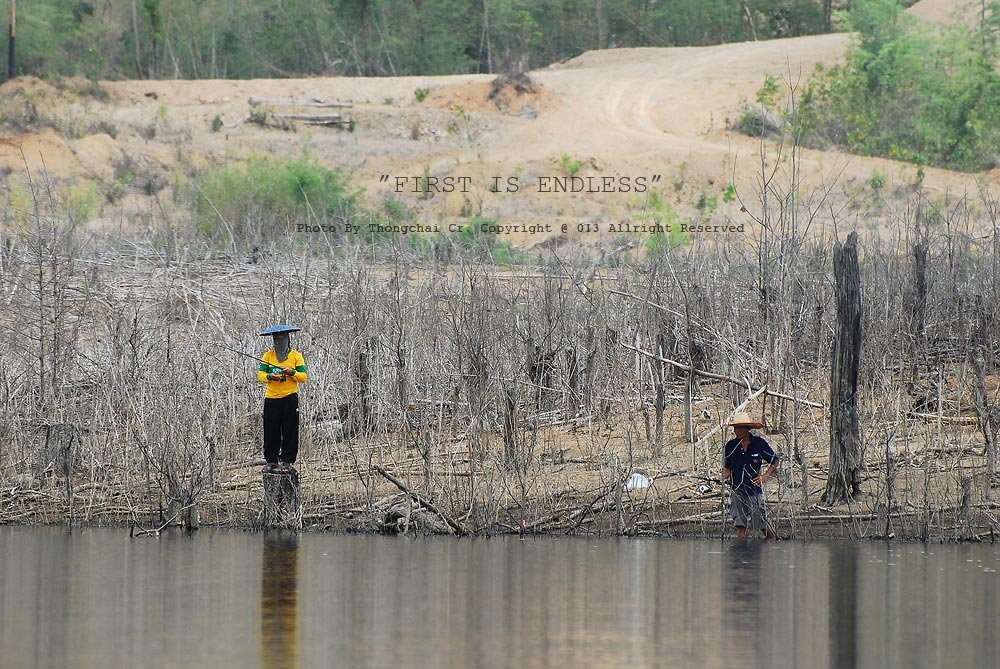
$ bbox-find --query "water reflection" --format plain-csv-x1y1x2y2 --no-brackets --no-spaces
722,542,765,665
828,542,859,669
261,531,300,668
1,528,998,668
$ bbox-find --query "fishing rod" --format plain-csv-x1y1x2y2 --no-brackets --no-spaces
218,343,294,379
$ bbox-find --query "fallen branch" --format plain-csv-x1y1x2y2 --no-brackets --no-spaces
638,509,723,527
622,342,824,408
371,463,466,536
129,501,197,537
908,412,979,425
249,96,353,108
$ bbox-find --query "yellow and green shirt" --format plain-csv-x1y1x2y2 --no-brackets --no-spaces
257,349,308,399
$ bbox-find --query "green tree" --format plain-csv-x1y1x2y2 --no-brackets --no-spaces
798,0,1000,171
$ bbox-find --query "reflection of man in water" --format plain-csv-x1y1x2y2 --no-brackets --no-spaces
723,412,780,540
261,532,299,668
722,542,765,663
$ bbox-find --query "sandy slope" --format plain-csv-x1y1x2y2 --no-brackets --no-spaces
908,0,980,24
0,0,992,244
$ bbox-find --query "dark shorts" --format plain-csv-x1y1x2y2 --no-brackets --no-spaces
730,489,767,531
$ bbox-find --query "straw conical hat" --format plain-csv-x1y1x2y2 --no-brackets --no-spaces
729,411,764,429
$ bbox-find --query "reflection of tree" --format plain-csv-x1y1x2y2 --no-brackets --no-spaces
828,542,859,669
261,531,299,669
722,542,764,660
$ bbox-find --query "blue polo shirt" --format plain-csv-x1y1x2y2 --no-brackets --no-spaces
724,434,779,495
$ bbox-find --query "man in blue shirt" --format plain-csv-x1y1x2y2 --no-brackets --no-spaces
723,411,780,540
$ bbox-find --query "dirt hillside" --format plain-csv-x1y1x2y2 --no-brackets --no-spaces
0,0,991,247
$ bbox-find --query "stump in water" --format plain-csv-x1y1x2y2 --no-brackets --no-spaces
262,469,302,529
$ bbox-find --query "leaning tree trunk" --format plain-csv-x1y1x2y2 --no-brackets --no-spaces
825,232,862,504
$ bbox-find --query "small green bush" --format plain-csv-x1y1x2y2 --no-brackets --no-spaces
76,78,110,102
65,180,101,222
383,197,410,222
91,120,118,138
191,155,360,243
560,153,583,177
723,183,737,203
414,87,431,103
449,216,525,264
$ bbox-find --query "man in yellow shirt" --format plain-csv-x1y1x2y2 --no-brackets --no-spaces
257,324,308,473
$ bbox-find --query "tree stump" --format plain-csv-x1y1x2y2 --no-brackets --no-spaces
262,469,302,529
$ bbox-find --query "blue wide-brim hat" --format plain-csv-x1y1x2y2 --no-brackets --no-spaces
258,324,301,336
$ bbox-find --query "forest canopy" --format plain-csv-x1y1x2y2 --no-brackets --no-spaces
793,0,1000,171
5,0,836,80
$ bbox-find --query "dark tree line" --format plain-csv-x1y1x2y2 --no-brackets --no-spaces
4,0,836,81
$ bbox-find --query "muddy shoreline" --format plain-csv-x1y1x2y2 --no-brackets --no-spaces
4,463,997,543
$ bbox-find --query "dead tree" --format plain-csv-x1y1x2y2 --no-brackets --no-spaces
345,337,375,437
907,240,928,384
652,332,667,457
824,232,862,504
969,300,998,492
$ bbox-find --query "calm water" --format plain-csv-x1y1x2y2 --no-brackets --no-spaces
1,527,998,668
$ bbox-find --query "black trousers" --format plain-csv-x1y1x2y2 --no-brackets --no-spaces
263,393,299,464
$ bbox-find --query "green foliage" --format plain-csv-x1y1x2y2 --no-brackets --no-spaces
414,88,431,103
191,155,360,243
7,0,831,81
383,197,411,223
247,107,269,127
736,75,788,138
673,163,688,194
452,215,498,252
560,153,583,178
799,0,1000,171
645,226,692,255
104,156,140,203
696,191,718,220
756,74,781,109
448,216,525,263
92,120,118,139
8,1,105,78
65,180,101,223
723,182,738,203
627,189,693,253
75,78,110,102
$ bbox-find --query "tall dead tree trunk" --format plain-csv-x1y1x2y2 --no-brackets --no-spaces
908,240,928,383
653,332,666,457
502,384,519,467
130,0,144,79
594,0,605,49
970,299,998,493
346,338,374,437
7,0,14,80
825,232,862,504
